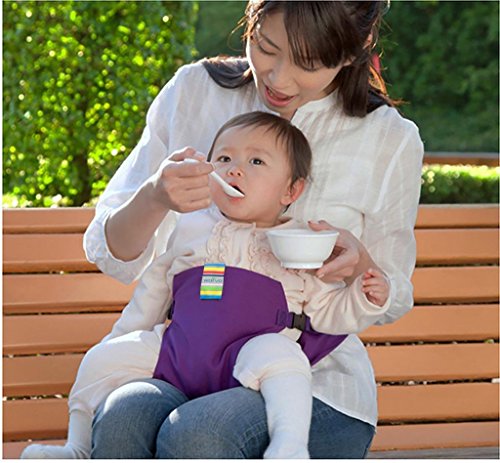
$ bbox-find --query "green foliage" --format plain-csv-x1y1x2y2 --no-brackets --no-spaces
4,1,499,207
420,165,499,204
194,1,499,152
195,1,246,58
380,1,499,151
3,1,198,207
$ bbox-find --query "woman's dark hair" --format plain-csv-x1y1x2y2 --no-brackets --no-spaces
202,1,393,117
207,111,312,187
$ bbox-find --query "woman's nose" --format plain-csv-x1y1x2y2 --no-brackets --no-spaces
268,58,291,90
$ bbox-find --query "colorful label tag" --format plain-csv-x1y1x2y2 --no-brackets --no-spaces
200,263,225,300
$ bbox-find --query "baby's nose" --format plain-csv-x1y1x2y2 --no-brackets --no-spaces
227,164,243,176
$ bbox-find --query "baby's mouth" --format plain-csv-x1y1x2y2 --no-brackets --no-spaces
229,183,244,195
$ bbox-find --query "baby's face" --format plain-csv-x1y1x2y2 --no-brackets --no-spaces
210,124,298,228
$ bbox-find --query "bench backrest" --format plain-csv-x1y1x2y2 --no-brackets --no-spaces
3,205,499,453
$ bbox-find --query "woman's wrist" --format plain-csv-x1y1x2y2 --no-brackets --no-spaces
346,241,379,285
105,181,170,262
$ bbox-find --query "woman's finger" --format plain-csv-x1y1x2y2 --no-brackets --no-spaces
168,146,206,163
308,220,341,233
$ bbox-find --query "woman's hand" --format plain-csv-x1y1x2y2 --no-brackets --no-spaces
308,220,379,284
150,147,214,213
104,147,213,263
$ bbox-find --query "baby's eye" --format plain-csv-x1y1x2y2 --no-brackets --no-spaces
250,158,264,166
215,155,231,163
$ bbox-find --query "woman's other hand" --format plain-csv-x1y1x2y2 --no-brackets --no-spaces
308,220,379,284
150,147,214,213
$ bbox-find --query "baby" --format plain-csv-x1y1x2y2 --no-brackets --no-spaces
22,112,389,459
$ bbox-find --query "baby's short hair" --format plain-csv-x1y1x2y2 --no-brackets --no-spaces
207,111,312,186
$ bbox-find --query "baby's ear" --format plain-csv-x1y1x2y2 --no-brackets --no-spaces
282,178,305,206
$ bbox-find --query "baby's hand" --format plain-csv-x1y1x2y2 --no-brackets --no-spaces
361,268,389,307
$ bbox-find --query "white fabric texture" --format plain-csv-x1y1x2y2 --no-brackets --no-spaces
83,61,424,425
72,208,385,416
234,333,312,459
20,410,92,459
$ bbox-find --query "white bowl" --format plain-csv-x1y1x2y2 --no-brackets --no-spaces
266,228,339,269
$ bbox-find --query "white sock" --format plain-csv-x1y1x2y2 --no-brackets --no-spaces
261,373,312,459
21,410,92,459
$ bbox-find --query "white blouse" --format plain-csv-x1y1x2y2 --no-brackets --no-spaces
83,61,424,426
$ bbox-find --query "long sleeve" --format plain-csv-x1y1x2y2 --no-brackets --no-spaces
83,66,188,284
100,209,218,342
100,249,175,343
83,61,270,284
302,273,391,335
362,123,424,325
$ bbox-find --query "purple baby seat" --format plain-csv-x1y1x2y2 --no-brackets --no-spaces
153,266,346,399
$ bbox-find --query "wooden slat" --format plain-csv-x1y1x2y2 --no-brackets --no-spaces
367,343,499,382
4,264,498,315
371,421,500,451
3,313,120,355
423,151,499,167
3,440,65,460
415,228,499,264
3,233,97,273
4,383,498,442
415,205,499,229
378,382,499,423
3,354,84,397
3,273,135,314
3,208,94,234
412,266,499,303
3,205,498,231
13,227,498,272
3,424,500,458
3,398,68,440
369,446,500,459
5,343,497,399
361,304,499,343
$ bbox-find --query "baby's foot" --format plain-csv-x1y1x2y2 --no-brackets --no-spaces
264,435,309,459
21,443,89,459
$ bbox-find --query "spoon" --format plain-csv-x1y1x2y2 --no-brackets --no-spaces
184,158,245,198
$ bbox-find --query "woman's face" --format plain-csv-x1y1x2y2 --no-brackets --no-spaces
246,12,348,121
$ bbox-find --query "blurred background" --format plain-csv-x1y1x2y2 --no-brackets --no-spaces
3,0,499,207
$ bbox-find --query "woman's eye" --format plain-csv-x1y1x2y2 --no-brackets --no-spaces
302,66,320,73
300,62,322,73
296,57,323,73
256,42,274,56
250,158,264,166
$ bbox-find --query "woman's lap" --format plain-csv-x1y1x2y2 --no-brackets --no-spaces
91,379,375,459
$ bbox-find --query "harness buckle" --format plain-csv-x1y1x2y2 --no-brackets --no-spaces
291,313,308,331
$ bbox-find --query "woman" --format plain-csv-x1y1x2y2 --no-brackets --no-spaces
86,1,423,458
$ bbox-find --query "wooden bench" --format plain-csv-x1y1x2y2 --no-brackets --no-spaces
423,151,499,167
3,205,499,459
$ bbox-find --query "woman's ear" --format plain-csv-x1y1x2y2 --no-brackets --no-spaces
365,32,374,50
345,32,375,66
281,178,305,206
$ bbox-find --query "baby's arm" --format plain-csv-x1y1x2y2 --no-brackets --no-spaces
361,268,390,307
300,269,392,335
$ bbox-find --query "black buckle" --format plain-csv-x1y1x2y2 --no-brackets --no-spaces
167,301,175,320
291,313,308,331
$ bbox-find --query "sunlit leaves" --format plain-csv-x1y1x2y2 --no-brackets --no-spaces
3,1,198,207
